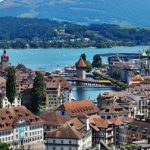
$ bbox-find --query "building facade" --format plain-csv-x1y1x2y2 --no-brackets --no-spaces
0,106,45,149
45,77,72,110
0,95,22,108
45,118,92,150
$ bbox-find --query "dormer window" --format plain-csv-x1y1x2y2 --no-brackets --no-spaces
1,116,6,120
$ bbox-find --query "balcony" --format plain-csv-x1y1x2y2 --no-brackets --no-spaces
106,127,113,131
107,133,113,138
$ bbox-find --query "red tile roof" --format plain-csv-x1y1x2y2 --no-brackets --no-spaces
99,102,129,114
46,124,83,139
45,77,72,90
110,116,133,125
41,112,67,126
66,118,85,130
76,57,87,68
131,74,144,82
46,118,86,139
89,115,113,129
0,106,45,131
57,100,100,118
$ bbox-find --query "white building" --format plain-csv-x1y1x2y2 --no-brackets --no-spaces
45,118,92,150
0,106,45,149
0,95,22,108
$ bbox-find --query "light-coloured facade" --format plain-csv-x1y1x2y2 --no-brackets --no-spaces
127,95,150,118
0,123,44,148
45,118,92,150
0,106,45,149
0,95,22,108
46,135,92,150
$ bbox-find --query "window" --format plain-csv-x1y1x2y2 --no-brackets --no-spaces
62,111,65,115
53,140,55,143
61,147,63,150
61,140,63,144
53,147,55,150
69,148,72,150
107,116,111,119
69,140,71,144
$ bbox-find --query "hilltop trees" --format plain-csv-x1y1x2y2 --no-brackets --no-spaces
1,17,150,49
6,66,17,105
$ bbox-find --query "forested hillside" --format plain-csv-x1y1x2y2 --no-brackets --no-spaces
0,17,150,49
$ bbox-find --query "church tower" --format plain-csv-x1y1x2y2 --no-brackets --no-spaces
1,49,9,71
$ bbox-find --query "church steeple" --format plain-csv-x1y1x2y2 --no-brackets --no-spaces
1,49,9,62
1,49,10,72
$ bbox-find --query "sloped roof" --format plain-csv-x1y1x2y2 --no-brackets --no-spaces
45,76,72,90
41,112,67,126
131,74,144,82
93,118,112,128
57,100,100,117
76,57,87,68
99,102,129,114
110,116,133,125
46,124,82,139
66,118,85,130
89,115,113,129
0,106,45,131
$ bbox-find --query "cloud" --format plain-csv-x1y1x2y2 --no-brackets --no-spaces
0,0,4,2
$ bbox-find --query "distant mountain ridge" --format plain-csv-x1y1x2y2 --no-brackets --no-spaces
0,0,150,26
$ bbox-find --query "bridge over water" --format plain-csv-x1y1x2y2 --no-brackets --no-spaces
66,78,114,88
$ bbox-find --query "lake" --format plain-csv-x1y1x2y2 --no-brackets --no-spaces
3,46,149,72
3,46,149,100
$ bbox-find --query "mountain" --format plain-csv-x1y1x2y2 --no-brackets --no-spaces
0,0,150,26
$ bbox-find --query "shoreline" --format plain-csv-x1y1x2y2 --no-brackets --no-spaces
0,45,149,51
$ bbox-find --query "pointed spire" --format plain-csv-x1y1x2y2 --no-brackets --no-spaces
76,57,87,68
3,49,6,54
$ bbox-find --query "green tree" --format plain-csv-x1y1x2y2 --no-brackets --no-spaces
80,53,92,72
31,72,46,114
92,54,102,68
6,67,17,105
112,69,120,79
86,60,92,72
0,143,12,150
81,53,86,62
145,49,150,55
